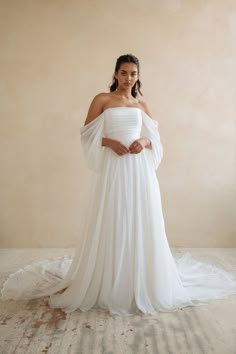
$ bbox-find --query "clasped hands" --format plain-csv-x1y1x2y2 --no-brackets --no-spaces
110,138,149,156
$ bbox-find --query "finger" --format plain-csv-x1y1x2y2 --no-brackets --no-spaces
131,146,142,154
119,147,128,155
129,143,135,149
120,145,130,153
130,144,137,152
118,149,123,155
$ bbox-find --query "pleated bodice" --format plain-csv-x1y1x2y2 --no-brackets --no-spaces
104,107,142,146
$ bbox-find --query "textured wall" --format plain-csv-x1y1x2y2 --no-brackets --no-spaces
0,0,235,247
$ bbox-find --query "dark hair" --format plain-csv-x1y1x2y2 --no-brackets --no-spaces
109,54,143,98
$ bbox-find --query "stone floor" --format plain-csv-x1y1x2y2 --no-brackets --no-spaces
0,248,236,354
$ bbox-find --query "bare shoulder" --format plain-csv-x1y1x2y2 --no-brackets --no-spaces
83,92,109,125
138,98,153,118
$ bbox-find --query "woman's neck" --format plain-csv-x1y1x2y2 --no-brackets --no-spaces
114,88,133,100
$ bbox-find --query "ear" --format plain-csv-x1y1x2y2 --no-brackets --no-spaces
114,72,118,80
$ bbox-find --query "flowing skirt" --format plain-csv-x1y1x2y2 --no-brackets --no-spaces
1,146,236,316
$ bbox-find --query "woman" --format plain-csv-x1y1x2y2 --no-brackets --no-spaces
1,54,236,316
84,54,152,155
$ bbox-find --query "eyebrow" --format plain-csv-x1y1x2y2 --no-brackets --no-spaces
120,70,137,73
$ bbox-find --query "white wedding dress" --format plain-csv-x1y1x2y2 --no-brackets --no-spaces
1,107,236,316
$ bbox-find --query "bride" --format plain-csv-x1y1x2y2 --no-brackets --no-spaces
1,54,236,316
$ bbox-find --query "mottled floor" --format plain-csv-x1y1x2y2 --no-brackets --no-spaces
0,248,236,354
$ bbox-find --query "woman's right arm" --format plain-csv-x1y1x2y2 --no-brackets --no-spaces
84,93,105,125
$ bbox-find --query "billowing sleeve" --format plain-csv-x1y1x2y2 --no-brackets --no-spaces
141,110,163,171
80,113,105,173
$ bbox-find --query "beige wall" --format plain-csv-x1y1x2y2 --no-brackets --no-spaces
0,0,235,247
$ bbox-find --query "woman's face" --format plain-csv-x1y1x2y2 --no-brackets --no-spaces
115,62,139,90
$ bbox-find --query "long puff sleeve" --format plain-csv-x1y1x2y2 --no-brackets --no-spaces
141,110,163,171
80,112,105,173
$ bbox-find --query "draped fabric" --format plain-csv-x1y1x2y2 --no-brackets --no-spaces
1,107,236,316
141,111,163,171
80,112,105,173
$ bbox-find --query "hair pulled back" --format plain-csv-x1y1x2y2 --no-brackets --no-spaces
109,54,143,98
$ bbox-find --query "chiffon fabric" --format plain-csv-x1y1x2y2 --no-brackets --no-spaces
1,107,236,316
